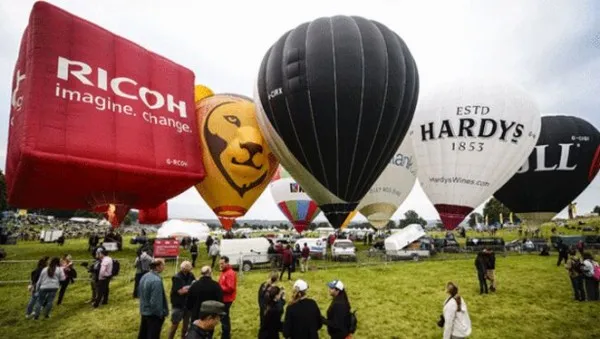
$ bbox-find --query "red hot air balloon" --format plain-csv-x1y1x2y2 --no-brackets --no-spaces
138,202,169,225
5,2,204,213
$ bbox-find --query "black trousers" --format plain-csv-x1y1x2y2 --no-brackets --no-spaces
221,302,232,339
477,272,488,294
90,279,97,301
56,280,69,305
584,277,599,301
211,255,218,268
557,253,568,266
93,278,110,307
570,276,586,301
138,315,165,339
280,264,292,281
133,272,147,298
191,254,198,267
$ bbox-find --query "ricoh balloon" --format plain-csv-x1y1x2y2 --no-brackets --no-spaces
5,2,203,212
411,80,541,230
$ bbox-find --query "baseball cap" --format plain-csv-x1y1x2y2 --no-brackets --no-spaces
327,279,344,291
200,300,226,316
293,279,309,292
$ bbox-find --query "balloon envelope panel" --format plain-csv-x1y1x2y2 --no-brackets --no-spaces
255,15,419,228
138,202,168,225
5,2,203,210
357,137,417,229
411,80,541,230
494,115,600,222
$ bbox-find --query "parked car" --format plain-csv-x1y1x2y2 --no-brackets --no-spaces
331,239,357,261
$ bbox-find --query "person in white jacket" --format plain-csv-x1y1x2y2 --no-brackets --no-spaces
442,282,472,339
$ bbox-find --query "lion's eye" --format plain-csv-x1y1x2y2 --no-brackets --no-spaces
224,115,240,127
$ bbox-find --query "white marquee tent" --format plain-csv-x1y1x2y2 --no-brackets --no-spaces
157,219,210,242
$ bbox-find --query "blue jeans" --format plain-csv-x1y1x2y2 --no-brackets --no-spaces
34,288,58,318
26,292,39,315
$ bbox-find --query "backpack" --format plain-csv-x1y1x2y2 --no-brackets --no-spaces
111,259,120,276
570,258,584,274
593,263,600,281
348,309,358,334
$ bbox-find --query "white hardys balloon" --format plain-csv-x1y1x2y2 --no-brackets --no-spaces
410,80,541,230
357,138,417,229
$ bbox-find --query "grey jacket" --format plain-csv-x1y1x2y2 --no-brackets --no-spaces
139,271,169,318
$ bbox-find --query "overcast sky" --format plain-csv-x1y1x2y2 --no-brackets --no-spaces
0,0,599,222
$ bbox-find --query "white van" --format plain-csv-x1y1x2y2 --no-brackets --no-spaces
384,224,431,261
219,238,271,271
294,237,327,259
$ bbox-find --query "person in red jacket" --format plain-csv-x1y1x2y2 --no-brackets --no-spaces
279,245,294,281
218,256,237,339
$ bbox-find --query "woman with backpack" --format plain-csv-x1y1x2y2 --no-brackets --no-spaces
440,282,471,339
582,252,599,301
565,249,585,301
322,280,353,339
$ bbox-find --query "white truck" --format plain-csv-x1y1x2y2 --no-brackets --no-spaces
384,224,431,261
219,238,271,271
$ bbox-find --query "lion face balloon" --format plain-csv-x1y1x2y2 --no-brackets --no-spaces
195,92,278,229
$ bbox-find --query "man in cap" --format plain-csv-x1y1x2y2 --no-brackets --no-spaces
187,266,223,323
186,301,226,339
283,279,322,338
323,279,352,339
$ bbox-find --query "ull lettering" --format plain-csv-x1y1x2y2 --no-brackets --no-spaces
56,56,187,118
517,143,578,173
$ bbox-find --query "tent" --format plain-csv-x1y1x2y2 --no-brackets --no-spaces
157,219,210,242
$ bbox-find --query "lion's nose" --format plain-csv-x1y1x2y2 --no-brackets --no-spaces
240,142,263,156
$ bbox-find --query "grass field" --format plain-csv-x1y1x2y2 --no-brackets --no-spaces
1,234,599,339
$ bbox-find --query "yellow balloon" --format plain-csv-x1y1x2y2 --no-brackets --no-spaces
195,92,279,230
195,84,214,102
340,210,358,230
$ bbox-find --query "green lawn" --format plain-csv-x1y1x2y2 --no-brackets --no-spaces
1,237,599,339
